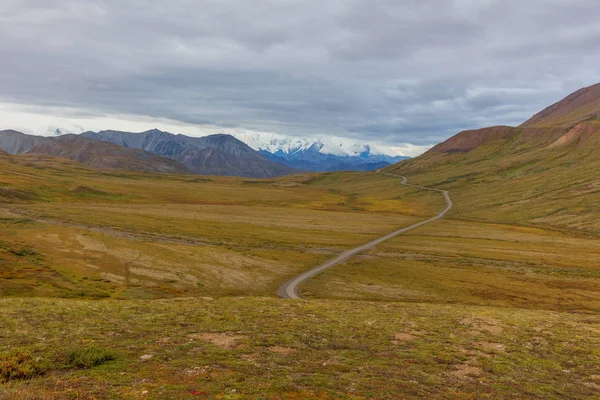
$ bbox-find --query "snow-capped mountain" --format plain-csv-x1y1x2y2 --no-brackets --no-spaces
232,132,400,158
231,132,410,172
40,122,86,137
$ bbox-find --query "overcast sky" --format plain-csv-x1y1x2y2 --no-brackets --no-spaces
1,0,599,155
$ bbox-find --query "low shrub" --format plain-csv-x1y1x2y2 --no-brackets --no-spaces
67,346,116,369
0,350,45,383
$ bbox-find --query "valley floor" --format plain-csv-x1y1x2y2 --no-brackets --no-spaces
1,154,600,398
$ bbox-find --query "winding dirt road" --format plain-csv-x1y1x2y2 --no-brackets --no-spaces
277,173,453,299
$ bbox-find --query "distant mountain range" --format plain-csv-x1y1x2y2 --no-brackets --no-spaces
16,125,411,174
0,129,298,178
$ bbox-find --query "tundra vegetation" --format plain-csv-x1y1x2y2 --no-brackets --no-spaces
0,152,599,399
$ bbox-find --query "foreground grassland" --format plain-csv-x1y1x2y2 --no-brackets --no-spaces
1,298,599,399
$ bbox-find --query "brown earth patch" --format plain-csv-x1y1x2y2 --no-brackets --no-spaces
267,346,296,355
448,365,483,380
524,336,549,350
100,272,126,284
392,332,416,343
183,366,210,376
549,123,593,148
459,316,504,334
450,365,483,379
474,341,506,352
188,332,246,349
583,382,600,390
240,353,260,362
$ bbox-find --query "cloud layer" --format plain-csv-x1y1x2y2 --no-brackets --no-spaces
1,0,600,146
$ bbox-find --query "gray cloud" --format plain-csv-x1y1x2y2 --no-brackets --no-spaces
1,0,600,146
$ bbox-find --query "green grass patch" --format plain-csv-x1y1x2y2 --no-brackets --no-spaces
67,346,116,369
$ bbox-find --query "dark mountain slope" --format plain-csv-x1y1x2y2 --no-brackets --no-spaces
82,130,298,178
0,130,190,174
0,130,45,153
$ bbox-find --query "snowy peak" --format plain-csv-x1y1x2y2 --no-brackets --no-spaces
230,131,410,172
230,132,403,160
347,143,372,159
41,122,86,137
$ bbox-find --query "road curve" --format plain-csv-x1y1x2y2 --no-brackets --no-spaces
277,172,453,299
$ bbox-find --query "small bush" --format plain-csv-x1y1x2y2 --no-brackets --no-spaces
0,350,45,383
9,248,38,257
67,346,116,369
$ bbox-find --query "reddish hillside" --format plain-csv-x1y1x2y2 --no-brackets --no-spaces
429,126,516,153
521,83,600,128
384,82,600,233
412,83,600,159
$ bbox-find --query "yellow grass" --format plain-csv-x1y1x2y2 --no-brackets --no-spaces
0,155,438,299
302,219,600,311
2,152,600,399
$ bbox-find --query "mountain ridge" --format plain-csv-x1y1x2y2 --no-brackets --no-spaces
0,130,191,174
81,130,298,178
45,126,410,172
521,82,600,128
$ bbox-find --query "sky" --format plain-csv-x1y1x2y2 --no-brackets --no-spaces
1,0,600,156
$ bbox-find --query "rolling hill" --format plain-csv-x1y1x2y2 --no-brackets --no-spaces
385,83,600,232
0,130,190,174
81,129,298,178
